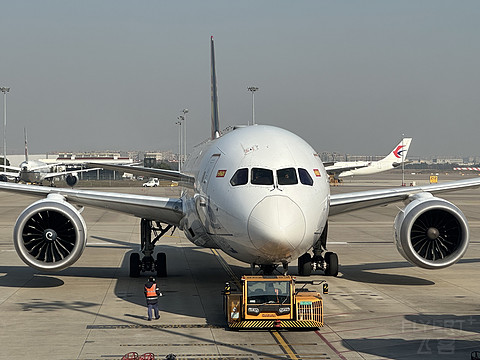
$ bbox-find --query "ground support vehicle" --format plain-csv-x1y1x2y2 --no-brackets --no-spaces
223,275,324,330
143,178,159,187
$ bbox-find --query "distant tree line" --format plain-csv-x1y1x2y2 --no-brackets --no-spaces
151,161,175,170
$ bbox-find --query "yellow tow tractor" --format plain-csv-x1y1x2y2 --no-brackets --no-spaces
223,275,326,330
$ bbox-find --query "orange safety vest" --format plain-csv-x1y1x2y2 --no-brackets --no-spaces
145,284,158,298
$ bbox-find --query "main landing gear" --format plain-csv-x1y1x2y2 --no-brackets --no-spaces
298,251,339,277
298,222,339,277
129,218,173,278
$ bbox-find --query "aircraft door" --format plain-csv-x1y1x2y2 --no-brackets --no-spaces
201,154,221,193
196,154,221,235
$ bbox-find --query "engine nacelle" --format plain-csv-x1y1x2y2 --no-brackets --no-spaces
65,174,78,187
394,193,469,269
13,195,87,271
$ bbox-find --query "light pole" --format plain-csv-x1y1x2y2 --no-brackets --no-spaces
1,87,10,173
177,116,184,170
175,120,182,171
182,109,188,163
247,86,258,125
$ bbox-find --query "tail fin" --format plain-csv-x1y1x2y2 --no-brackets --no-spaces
381,138,412,163
24,127,29,162
210,36,220,139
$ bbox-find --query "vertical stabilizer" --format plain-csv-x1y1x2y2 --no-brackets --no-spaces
210,36,220,139
24,127,29,162
381,138,412,164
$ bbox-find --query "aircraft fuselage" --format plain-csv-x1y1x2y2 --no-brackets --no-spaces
18,160,51,183
180,125,330,266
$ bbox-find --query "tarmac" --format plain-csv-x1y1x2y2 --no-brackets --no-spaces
1,171,480,360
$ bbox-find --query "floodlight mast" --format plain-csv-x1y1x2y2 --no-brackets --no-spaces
1,87,10,173
182,109,188,163
247,86,258,126
175,120,182,171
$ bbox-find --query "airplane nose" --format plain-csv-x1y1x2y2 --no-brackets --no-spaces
247,195,306,259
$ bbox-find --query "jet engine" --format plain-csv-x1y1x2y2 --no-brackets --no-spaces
65,174,78,187
394,193,469,269
13,194,87,271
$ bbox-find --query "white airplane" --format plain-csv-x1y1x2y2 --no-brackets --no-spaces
0,129,98,186
325,138,412,179
0,37,479,279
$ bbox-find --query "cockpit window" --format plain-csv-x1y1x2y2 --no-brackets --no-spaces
251,168,274,185
277,168,298,185
230,168,248,186
298,168,314,186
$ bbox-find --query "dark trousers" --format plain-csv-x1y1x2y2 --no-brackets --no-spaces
147,303,159,320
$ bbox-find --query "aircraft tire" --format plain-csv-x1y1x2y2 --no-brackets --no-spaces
298,253,312,276
129,253,141,277
156,252,167,277
325,252,339,277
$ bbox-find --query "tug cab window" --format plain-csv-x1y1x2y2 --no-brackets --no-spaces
251,168,274,185
230,168,248,186
298,168,313,186
277,168,298,185
247,281,291,304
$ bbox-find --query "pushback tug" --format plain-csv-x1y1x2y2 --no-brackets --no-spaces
223,275,325,329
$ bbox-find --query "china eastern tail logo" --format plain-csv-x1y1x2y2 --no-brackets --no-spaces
393,145,406,158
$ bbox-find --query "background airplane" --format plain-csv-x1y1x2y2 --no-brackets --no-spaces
325,138,412,179
0,129,98,186
0,38,478,280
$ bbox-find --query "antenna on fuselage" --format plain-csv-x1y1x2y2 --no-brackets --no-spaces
210,36,220,140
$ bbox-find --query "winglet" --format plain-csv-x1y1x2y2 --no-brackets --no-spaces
210,36,220,139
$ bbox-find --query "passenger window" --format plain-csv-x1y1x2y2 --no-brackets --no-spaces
277,168,298,185
298,168,313,186
230,168,248,186
251,168,274,185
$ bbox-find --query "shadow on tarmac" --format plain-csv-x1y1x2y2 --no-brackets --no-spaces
15,295,288,360
337,257,480,286
0,271,64,288
343,314,480,359
0,242,245,326
337,261,436,286
343,338,480,359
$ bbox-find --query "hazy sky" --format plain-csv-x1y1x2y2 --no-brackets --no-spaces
1,1,479,158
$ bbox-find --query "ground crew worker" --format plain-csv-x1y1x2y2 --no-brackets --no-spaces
144,276,161,321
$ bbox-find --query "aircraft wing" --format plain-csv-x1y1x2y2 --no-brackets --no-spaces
0,182,184,226
329,177,480,216
87,162,195,188
2,165,21,172
42,167,102,180
0,170,19,181
28,163,63,172
325,162,370,174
